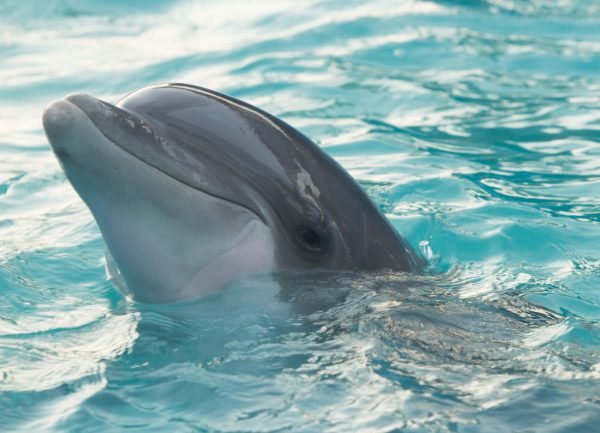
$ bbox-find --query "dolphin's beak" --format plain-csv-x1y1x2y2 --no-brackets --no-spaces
43,99,75,138
43,94,114,156
63,93,118,120
43,99,88,160
44,93,165,167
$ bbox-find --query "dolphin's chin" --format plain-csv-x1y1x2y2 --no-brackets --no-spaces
44,97,276,304
104,248,128,296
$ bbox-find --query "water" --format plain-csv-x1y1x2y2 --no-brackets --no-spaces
1,0,599,431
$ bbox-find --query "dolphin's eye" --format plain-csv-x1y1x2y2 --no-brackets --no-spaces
297,225,329,255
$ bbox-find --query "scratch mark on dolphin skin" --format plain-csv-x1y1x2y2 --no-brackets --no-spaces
296,168,320,198
296,168,323,214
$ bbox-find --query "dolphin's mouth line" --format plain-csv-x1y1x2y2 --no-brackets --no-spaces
63,98,268,225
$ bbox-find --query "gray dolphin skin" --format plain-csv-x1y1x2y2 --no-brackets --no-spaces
43,83,425,303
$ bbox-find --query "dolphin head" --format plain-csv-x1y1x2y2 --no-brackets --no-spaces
43,83,424,303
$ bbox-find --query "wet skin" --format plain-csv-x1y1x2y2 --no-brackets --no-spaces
43,83,425,303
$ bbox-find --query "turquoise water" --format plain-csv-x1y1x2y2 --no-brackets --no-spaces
1,0,600,431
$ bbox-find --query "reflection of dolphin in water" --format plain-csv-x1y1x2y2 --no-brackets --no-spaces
43,83,425,303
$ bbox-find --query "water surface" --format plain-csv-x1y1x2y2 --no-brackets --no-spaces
1,1,600,432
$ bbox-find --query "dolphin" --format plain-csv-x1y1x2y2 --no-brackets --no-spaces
43,83,425,303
